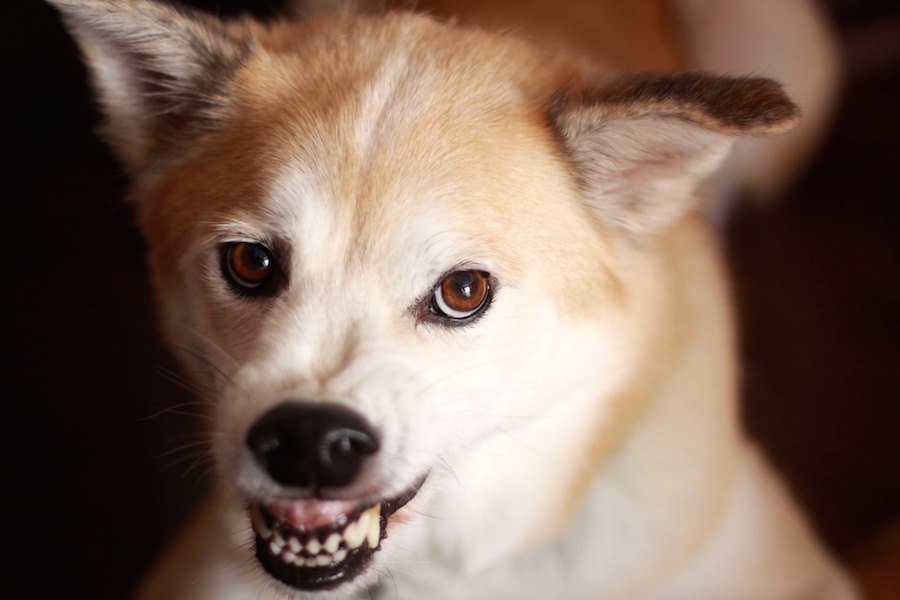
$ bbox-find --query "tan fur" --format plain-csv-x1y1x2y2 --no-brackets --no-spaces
49,1,857,598
138,14,620,321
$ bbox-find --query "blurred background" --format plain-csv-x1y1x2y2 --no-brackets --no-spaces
5,0,898,597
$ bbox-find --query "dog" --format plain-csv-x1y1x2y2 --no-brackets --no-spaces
50,0,856,597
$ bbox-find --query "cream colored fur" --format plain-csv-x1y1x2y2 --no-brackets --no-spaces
49,1,857,598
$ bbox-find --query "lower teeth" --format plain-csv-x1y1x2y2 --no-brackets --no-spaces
253,503,382,568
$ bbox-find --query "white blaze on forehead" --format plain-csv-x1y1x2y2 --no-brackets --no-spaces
264,166,347,275
262,156,479,307
260,163,451,299
353,45,411,159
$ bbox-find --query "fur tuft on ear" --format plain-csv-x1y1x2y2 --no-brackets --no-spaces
550,73,799,234
48,0,255,173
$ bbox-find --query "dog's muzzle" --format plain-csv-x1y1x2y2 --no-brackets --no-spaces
245,401,425,591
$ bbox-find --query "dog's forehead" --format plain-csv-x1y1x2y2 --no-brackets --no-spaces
225,17,578,270
142,14,612,310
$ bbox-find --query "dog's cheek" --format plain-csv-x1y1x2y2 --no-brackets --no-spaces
160,250,257,378
404,295,572,452
153,258,282,495
460,290,634,450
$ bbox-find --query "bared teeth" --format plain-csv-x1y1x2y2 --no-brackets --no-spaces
306,538,321,555
366,504,381,549
288,537,301,554
344,509,369,549
250,504,272,540
254,503,384,568
315,555,332,567
273,530,285,547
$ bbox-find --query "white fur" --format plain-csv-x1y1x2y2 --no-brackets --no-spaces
47,1,858,598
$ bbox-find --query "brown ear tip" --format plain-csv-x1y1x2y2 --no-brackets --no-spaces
552,73,802,137
666,74,800,135
733,77,801,134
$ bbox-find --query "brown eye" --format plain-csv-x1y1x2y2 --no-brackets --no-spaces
432,270,491,320
222,242,274,293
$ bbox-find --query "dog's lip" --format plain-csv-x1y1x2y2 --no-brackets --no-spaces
249,474,427,591
265,497,359,531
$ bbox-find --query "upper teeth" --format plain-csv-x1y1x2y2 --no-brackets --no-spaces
252,504,382,568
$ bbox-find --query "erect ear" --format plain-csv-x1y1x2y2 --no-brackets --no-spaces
549,74,799,234
48,0,255,173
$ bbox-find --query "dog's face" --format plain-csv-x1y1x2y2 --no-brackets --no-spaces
141,17,633,592
52,0,797,596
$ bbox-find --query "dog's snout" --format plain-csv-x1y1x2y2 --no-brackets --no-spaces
246,402,379,489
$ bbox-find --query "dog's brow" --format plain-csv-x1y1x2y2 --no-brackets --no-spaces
353,46,411,160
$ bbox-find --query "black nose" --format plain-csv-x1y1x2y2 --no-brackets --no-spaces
246,402,379,489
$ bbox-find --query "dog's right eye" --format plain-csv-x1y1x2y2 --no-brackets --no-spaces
221,242,276,295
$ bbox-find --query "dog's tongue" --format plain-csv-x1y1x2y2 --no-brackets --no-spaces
267,499,360,531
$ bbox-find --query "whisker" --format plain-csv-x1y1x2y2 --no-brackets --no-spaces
183,325,241,371
157,439,210,459
163,338,239,391
141,405,213,422
182,455,213,482
154,365,217,398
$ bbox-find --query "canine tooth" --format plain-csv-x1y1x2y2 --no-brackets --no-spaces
282,551,295,564
288,537,301,553
324,533,342,553
333,549,347,563
306,538,321,555
315,554,332,567
250,505,271,539
268,541,281,556
367,514,380,548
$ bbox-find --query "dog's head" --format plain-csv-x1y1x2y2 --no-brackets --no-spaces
51,0,797,595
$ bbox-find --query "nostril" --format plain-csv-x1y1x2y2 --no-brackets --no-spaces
320,429,378,468
246,401,380,490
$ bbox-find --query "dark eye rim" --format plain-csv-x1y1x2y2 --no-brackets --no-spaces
220,241,281,298
420,269,495,327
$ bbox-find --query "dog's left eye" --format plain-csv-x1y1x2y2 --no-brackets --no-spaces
222,242,276,295
430,270,492,322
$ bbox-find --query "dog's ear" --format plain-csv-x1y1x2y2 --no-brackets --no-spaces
48,0,254,173
549,74,799,234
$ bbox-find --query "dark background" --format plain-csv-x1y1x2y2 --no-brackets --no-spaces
5,0,899,597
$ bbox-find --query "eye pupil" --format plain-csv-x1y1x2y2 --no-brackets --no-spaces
433,270,491,320
443,272,481,309
224,242,274,292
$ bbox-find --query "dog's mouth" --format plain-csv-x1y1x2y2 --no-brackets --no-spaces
249,478,425,591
